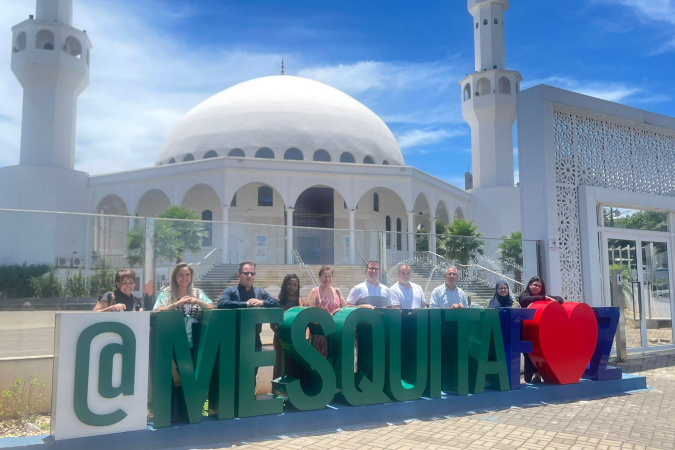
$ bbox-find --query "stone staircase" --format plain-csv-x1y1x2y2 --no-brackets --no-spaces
193,263,238,300
407,264,495,306
194,262,495,306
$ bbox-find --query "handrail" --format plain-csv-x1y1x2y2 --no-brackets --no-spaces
413,250,524,296
355,248,368,265
292,249,320,289
469,263,523,288
189,248,221,281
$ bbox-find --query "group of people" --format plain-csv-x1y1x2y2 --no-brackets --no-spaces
94,260,563,384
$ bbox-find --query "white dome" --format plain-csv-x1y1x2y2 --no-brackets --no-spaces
156,75,404,166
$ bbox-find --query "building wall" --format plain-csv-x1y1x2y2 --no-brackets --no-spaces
518,85,675,302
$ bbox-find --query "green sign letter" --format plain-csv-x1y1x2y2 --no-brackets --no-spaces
74,322,136,426
331,308,389,406
273,307,337,410
381,309,428,402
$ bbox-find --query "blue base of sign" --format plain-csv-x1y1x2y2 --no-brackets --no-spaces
0,374,647,449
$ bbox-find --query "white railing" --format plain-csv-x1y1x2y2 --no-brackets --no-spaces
190,248,222,281
292,249,320,289
412,251,524,295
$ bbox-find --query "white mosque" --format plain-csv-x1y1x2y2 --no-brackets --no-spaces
2,0,675,353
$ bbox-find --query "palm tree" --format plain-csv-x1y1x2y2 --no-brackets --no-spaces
436,218,484,266
498,231,523,282
126,206,208,266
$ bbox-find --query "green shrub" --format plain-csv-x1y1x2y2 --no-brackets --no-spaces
29,271,62,298
88,260,116,297
0,375,48,422
64,269,89,297
0,263,50,298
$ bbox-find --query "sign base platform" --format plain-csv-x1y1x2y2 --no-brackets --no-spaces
0,374,647,449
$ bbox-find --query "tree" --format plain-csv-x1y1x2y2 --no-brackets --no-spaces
498,231,523,282
436,218,484,265
416,225,428,252
604,208,667,232
126,206,208,266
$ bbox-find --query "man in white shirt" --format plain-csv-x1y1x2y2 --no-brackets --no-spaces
389,263,426,309
430,266,468,309
346,260,391,309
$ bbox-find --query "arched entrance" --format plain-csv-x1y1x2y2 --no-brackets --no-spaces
294,187,336,264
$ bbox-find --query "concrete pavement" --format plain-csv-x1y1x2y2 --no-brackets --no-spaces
227,351,675,449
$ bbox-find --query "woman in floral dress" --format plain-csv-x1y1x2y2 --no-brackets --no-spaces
305,265,347,358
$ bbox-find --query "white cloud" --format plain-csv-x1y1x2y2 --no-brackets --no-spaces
0,1,468,174
298,60,458,96
0,0,298,173
606,0,675,25
522,76,640,103
397,128,465,150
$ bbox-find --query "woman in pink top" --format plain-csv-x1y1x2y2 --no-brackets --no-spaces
306,265,347,358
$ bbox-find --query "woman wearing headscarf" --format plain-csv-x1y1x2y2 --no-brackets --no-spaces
486,280,520,308
518,276,563,383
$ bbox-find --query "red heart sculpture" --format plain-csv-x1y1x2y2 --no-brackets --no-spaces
522,301,598,384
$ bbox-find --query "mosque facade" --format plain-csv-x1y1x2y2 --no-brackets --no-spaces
2,0,675,354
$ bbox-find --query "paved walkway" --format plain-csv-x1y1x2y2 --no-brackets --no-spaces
223,351,675,450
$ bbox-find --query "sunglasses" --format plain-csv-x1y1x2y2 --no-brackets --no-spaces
240,271,256,276
367,267,380,271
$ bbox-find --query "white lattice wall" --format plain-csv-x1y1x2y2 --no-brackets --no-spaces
552,103,675,301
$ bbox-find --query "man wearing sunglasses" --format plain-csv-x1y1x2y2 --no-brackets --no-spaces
218,260,280,350
346,260,391,309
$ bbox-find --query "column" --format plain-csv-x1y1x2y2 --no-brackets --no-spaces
142,218,155,308
407,211,415,258
349,210,356,265
286,207,294,265
430,219,437,255
221,205,229,263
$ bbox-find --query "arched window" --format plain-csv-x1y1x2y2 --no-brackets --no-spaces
204,150,218,159
476,77,491,96
64,36,82,58
454,207,465,220
201,210,213,247
499,77,511,94
255,147,274,159
373,193,379,212
284,148,303,160
228,148,245,157
382,160,389,165
493,18,498,24
463,83,472,102
36,29,54,50
230,193,237,207
483,19,488,25
363,155,375,164
386,216,391,248
13,32,26,53
169,158,176,164
340,152,355,163
258,186,273,206
183,154,194,162
396,218,402,251
313,149,331,162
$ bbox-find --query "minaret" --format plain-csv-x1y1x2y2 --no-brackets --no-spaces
459,0,521,189
11,0,91,169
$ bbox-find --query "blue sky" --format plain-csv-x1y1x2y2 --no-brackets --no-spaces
1,0,674,188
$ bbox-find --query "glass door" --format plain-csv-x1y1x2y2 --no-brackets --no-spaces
606,236,673,351
640,240,672,347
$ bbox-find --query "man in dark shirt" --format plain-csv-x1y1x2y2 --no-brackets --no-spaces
217,260,280,349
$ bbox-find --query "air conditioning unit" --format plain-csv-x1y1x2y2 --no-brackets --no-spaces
71,257,84,268
56,257,71,268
